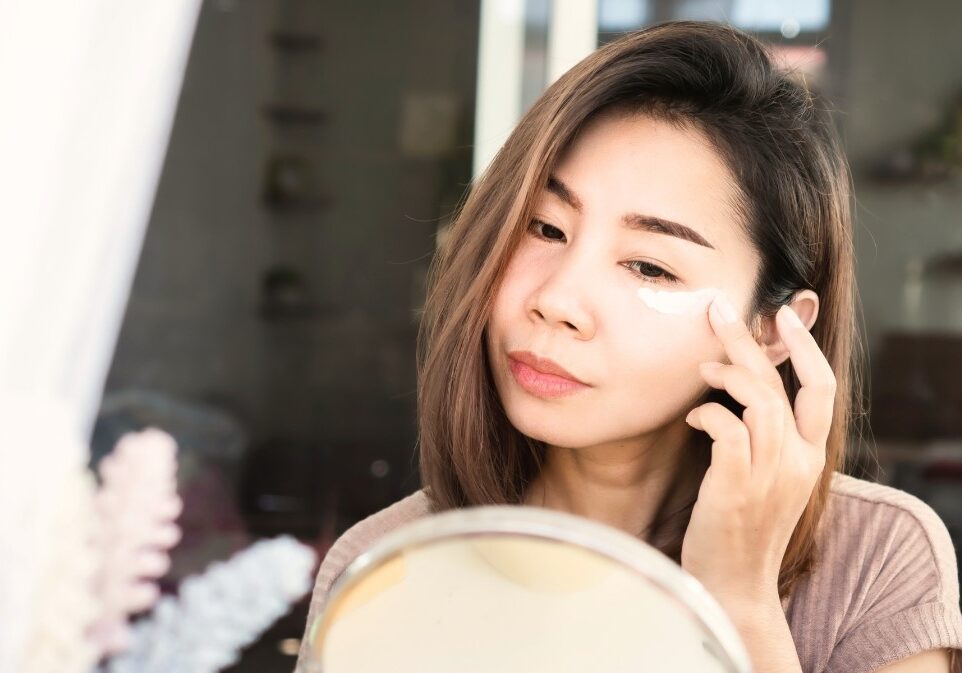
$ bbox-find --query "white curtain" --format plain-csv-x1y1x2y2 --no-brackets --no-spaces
0,1,201,668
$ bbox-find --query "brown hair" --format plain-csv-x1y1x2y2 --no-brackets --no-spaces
416,20,866,600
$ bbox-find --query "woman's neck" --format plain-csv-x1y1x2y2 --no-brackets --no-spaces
522,421,690,538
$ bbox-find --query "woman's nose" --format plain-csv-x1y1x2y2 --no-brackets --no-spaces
526,254,596,340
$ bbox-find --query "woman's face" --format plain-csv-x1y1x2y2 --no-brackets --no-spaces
485,112,761,450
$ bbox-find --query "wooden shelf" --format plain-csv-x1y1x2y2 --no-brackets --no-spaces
263,103,328,125
262,193,332,213
269,31,324,52
259,302,341,322
873,440,962,462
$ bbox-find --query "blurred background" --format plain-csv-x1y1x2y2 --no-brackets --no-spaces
89,0,962,669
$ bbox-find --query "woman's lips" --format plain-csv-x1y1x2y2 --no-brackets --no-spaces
507,357,591,398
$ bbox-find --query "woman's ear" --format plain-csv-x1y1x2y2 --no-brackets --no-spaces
752,290,819,367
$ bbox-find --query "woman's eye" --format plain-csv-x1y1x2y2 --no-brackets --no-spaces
528,219,566,242
527,219,679,285
625,260,679,285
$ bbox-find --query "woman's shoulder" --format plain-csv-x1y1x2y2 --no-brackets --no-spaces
318,488,434,590
829,470,956,529
295,488,435,671
821,470,960,599
787,470,962,672
823,471,959,589
343,488,434,546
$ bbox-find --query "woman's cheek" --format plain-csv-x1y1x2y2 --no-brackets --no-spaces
619,310,718,382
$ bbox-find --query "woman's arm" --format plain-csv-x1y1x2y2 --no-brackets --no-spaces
720,592,803,673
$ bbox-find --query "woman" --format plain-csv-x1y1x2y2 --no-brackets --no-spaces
296,21,962,673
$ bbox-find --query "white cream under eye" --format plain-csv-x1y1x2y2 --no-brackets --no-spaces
637,286,721,316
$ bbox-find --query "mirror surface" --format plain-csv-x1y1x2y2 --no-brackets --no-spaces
306,506,753,673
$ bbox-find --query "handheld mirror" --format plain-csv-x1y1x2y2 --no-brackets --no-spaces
304,505,753,673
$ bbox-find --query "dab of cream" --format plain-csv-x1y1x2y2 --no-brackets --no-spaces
637,286,721,316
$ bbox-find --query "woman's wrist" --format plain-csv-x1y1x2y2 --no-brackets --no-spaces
711,590,803,673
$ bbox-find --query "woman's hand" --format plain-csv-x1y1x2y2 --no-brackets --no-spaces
680,291,836,611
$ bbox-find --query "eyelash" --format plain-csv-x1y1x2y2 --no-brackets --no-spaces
527,219,680,285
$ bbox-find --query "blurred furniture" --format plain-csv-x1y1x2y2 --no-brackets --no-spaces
870,333,962,439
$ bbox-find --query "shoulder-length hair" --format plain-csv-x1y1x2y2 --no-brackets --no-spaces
416,19,866,600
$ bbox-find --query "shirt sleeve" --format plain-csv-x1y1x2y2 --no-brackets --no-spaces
825,499,962,673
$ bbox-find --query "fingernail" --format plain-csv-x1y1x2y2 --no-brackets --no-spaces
779,305,804,329
712,293,737,324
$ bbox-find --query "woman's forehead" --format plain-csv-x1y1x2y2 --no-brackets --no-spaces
544,114,749,254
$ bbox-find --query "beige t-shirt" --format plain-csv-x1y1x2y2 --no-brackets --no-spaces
295,471,962,673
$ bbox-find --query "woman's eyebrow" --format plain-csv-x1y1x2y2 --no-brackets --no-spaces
546,174,716,250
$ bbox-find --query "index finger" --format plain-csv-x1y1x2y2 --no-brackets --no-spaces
775,304,837,447
707,291,788,399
